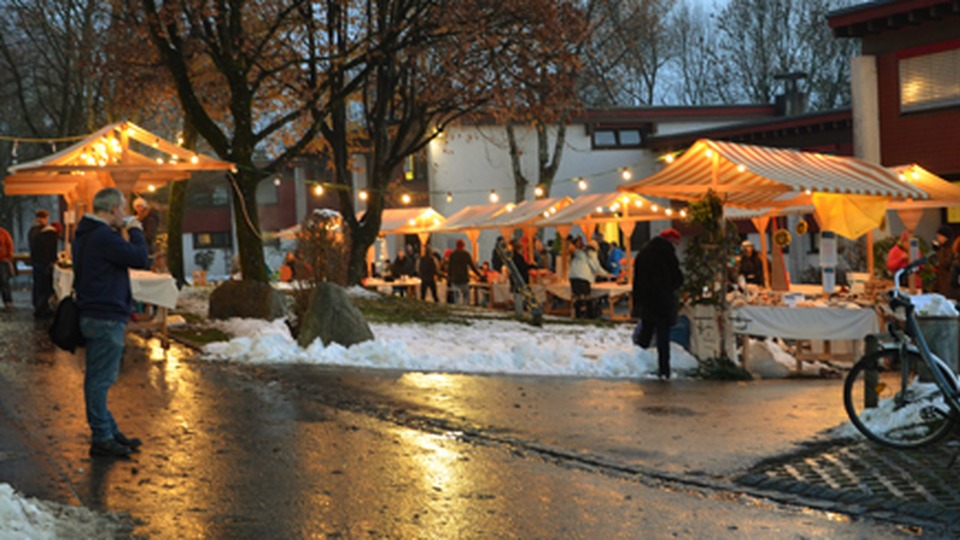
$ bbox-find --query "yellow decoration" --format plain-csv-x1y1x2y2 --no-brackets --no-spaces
795,219,808,236
774,229,792,248
811,193,888,240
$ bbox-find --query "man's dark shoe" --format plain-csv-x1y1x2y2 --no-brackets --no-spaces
90,439,133,458
114,432,142,450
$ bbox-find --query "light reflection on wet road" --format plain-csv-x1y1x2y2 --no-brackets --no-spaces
0,308,915,539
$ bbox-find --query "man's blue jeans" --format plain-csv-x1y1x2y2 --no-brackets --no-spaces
80,317,126,443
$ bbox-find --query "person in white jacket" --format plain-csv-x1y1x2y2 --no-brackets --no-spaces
568,238,609,318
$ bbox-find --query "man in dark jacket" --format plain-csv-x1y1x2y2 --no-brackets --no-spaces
418,245,442,302
448,239,480,304
631,228,684,380
29,209,59,318
73,187,150,457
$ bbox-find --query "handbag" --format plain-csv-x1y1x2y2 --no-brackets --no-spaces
49,295,84,352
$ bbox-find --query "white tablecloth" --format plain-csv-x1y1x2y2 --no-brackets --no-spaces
545,282,631,301
732,305,879,340
54,267,180,309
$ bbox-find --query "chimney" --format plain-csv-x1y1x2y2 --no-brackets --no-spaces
774,72,808,116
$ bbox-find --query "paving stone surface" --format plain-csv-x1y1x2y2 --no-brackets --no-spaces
738,437,960,529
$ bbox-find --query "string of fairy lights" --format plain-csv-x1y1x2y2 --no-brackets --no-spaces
3,128,688,220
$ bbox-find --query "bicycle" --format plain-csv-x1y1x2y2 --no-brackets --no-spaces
843,257,960,449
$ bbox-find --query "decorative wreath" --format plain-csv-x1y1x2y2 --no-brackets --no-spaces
795,219,808,236
774,229,792,248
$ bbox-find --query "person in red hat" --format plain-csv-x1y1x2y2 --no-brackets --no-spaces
631,228,684,380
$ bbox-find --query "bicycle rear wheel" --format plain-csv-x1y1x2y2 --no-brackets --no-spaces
844,348,958,449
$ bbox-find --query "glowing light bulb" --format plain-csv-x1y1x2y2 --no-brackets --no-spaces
314,184,324,196
898,173,906,181
273,178,281,186
737,164,746,173
680,209,687,218
666,208,673,216
596,207,603,213
190,154,199,164
705,149,713,158
665,154,675,164
912,171,920,180
408,219,416,226
534,186,544,198
634,200,643,208
359,190,368,201
621,169,632,181
489,190,499,203
401,193,411,204
156,157,163,164
651,204,659,212
804,188,812,195
577,179,588,191
148,184,156,192
446,191,453,203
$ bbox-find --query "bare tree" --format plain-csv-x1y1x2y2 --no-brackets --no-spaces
579,0,675,107
712,0,857,107
501,0,587,202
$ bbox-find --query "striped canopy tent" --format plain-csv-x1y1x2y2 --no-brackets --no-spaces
5,121,234,213
620,139,929,288
536,192,671,282
432,203,511,261
620,139,927,211
479,197,573,262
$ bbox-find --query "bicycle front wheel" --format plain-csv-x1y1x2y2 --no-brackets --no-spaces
843,348,958,449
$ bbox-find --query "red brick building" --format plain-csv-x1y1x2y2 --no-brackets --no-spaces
829,0,960,179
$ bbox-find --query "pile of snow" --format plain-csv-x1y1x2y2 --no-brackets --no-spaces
201,317,700,379
0,483,128,539
828,381,948,441
742,337,794,379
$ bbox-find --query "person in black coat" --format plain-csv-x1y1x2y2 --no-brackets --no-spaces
28,209,59,318
631,228,684,380
418,246,442,302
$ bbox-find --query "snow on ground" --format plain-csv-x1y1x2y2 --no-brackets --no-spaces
202,317,701,379
0,483,128,540
185,285,697,379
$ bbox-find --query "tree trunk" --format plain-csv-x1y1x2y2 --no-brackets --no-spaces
231,171,269,282
167,179,187,287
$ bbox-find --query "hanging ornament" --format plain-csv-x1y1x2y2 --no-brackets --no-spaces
774,229,792,248
795,219,808,236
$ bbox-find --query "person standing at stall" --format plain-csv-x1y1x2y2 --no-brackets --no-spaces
448,239,481,305
631,228,684,380
29,210,59,318
73,188,150,457
933,225,954,296
737,240,765,286
418,245,442,302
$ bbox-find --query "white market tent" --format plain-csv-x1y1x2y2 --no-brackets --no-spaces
537,192,671,282
433,203,511,261
480,197,573,262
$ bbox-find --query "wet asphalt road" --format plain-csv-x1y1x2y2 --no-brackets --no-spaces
0,295,924,538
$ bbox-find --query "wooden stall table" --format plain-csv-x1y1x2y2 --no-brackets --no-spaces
469,282,491,306
732,303,879,369
362,277,420,297
53,266,180,348
544,281,632,320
